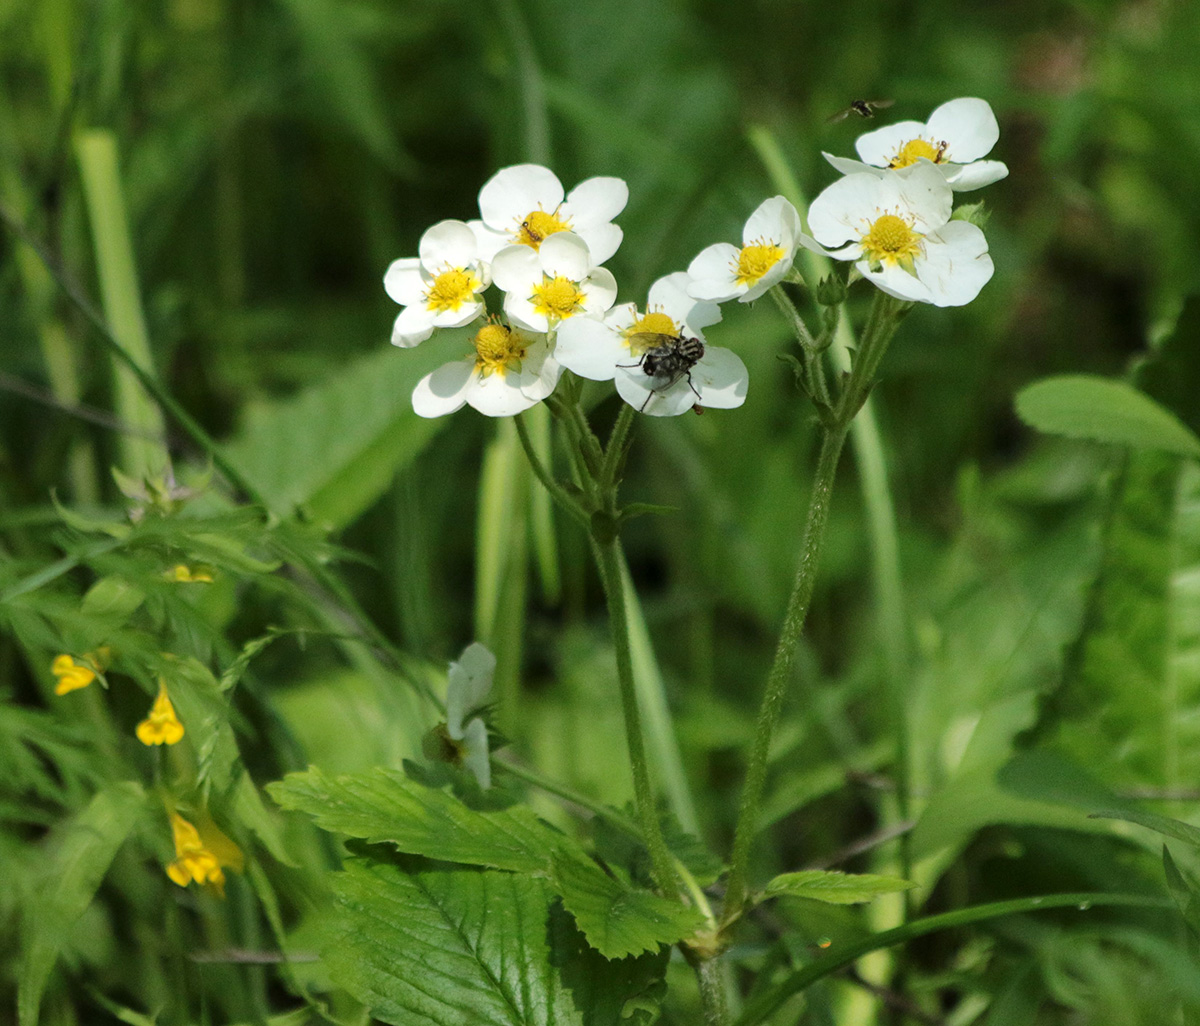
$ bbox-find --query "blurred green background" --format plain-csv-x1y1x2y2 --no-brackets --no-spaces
4,0,1200,1023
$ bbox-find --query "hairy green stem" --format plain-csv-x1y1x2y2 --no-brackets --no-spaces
722,423,848,923
592,536,680,897
514,414,588,527
696,958,729,1026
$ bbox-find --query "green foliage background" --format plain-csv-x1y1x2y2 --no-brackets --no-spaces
2,0,1200,1023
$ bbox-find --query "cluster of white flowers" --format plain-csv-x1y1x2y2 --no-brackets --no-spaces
383,98,1006,419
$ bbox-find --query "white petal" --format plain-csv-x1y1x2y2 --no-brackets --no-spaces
650,272,722,331
469,219,510,262
539,232,593,281
743,195,800,248
514,343,561,401
391,303,436,347
854,120,928,166
430,301,486,330
889,162,953,232
858,261,933,303
807,174,885,247
927,97,999,163
446,642,496,737
739,257,792,302
460,717,491,789
945,160,1009,192
555,316,627,380
419,220,478,271
615,366,697,417
503,291,549,333
412,360,473,417
691,346,749,409
686,243,741,301
478,164,564,232
491,244,540,294
579,266,618,316
576,222,623,265
915,220,993,307
822,152,876,178
564,176,628,225
383,257,426,306
467,369,543,416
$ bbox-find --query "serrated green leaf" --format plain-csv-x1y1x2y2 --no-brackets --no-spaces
166,658,239,793
761,869,915,905
19,781,145,1026
223,344,449,527
268,766,559,873
1015,375,1200,459
326,856,666,1026
550,850,703,959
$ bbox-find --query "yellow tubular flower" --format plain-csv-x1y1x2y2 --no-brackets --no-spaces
52,654,96,695
165,811,243,898
167,564,214,583
136,681,185,746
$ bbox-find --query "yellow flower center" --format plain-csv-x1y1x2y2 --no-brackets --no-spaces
889,138,945,168
514,208,571,249
424,267,482,313
473,322,528,377
860,213,923,268
136,682,185,746
623,311,678,354
530,275,586,323
734,242,786,287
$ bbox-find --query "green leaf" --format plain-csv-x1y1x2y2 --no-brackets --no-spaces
1015,375,1200,459
1091,807,1200,849
550,850,704,959
268,766,559,873
996,750,1129,811
80,575,145,620
1162,845,1200,939
223,344,449,527
19,781,145,1026
762,869,915,905
326,856,666,1026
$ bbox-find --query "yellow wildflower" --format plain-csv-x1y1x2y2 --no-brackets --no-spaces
166,564,214,583
135,681,185,746
165,811,242,897
51,647,111,695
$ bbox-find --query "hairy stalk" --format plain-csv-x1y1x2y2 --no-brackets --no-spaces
514,414,589,526
696,958,729,1026
591,536,680,898
722,423,848,922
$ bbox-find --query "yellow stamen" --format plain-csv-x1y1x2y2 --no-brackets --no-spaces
514,208,571,249
889,138,945,168
530,275,586,323
424,267,482,313
136,681,185,746
472,322,528,377
623,311,679,354
860,213,923,269
734,242,786,287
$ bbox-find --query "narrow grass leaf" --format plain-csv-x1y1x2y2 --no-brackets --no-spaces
763,869,915,905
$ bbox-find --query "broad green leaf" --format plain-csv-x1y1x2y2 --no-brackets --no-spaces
223,344,449,527
762,869,915,905
996,750,1129,811
80,575,145,620
1015,375,1200,459
268,766,557,873
1091,807,1200,849
326,856,666,1026
19,781,145,1026
550,850,704,959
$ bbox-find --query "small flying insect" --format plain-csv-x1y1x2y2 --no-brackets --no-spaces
619,332,705,412
826,98,895,124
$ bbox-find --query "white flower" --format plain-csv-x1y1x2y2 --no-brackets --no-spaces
445,642,495,789
824,97,1008,192
804,162,994,307
384,220,491,347
686,196,801,304
491,232,617,334
470,164,628,265
412,320,560,419
557,272,747,417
